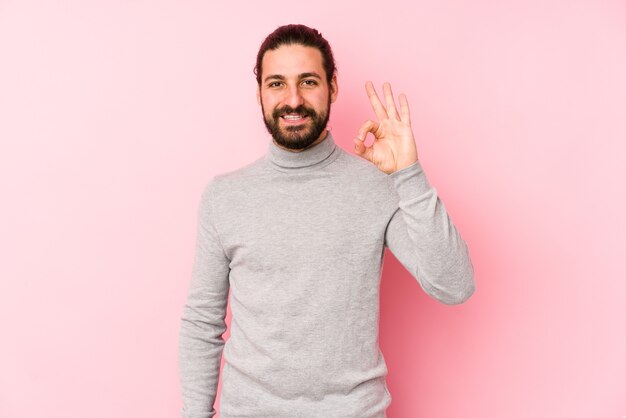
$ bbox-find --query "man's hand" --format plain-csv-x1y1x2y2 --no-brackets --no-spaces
354,81,419,174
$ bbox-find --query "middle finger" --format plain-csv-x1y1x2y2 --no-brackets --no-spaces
365,81,388,121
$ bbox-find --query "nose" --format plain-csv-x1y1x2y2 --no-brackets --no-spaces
284,85,304,109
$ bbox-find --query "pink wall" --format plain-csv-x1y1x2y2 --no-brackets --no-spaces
1,1,625,417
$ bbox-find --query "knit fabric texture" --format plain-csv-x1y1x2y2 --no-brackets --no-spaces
179,131,475,418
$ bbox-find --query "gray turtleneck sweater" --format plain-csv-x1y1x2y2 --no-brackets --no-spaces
179,131,475,418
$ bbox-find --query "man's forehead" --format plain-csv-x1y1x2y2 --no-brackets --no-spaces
261,44,325,78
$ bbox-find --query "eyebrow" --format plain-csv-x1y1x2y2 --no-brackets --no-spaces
263,72,323,83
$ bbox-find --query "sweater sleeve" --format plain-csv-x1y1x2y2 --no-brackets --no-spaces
179,179,230,418
384,160,475,305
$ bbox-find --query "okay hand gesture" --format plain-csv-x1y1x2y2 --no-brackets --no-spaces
354,81,419,174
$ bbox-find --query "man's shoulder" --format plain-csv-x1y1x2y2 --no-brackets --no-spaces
200,155,267,199
335,146,395,187
336,147,383,173
214,155,266,181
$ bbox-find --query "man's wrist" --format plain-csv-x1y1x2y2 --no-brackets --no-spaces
389,159,432,200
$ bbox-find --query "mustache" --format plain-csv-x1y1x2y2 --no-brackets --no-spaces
271,105,316,119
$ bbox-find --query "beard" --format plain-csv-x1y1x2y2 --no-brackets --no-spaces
261,93,331,151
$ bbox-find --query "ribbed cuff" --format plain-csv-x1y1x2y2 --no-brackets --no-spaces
388,160,432,200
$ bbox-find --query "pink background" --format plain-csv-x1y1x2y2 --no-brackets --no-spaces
1,1,625,417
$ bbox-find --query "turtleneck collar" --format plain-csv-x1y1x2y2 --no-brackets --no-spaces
265,130,339,172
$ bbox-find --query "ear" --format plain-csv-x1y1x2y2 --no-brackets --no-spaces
329,73,338,103
256,87,261,106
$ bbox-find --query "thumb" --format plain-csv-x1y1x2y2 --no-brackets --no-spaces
354,120,377,162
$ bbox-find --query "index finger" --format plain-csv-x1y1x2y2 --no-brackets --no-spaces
365,81,388,121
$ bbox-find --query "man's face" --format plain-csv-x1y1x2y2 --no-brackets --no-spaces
257,44,338,151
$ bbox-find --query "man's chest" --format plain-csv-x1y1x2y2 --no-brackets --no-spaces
214,175,395,275
219,188,383,267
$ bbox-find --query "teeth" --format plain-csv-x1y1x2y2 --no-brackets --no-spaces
282,114,305,120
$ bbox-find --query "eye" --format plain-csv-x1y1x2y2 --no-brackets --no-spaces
268,81,283,88
302,79,318,86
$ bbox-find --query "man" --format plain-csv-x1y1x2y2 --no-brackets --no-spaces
179,24,475,418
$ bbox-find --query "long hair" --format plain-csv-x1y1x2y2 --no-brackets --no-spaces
254,24,337,86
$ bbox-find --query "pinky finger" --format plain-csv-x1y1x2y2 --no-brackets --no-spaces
399,93,411,125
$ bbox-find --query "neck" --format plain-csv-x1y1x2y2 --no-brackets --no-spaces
265,129,338,171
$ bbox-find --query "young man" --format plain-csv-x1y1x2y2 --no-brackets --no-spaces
179,24,475,418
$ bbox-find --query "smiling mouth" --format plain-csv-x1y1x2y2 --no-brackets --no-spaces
280,113,308,123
